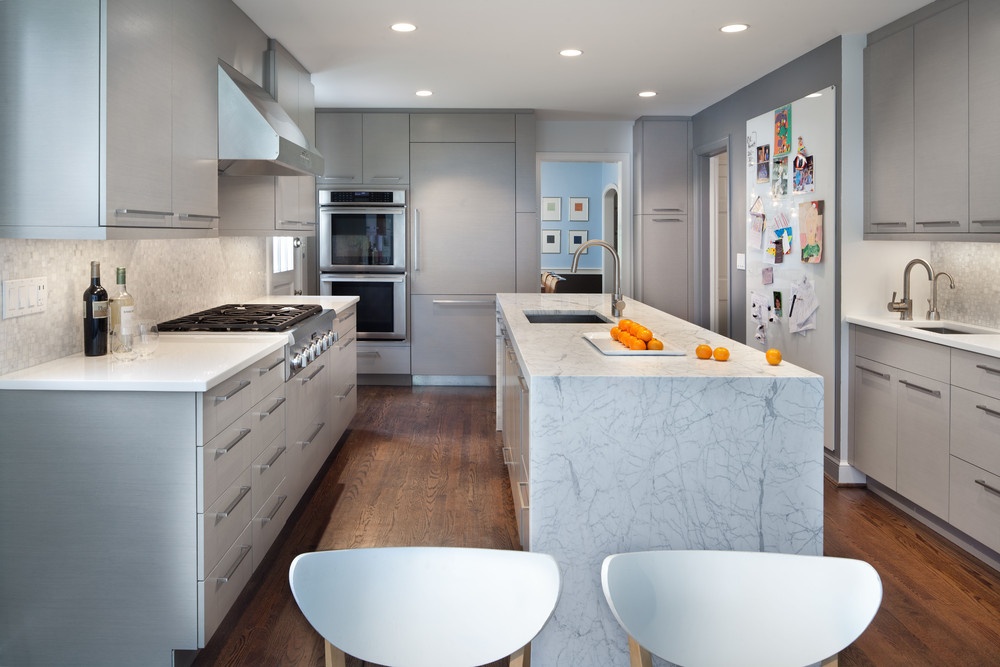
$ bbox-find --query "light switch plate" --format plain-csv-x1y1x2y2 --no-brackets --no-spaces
2,277,47,319
736,253,746,271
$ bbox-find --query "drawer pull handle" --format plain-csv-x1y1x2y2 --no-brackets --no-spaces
432,298,496,306
856,365,890,381
870,221,907,227
300,364,326,384
258,396,286,418
259,446,286,471
217,485,251,518
502,446,515,466
216,545,251,584
972,219,1000,226
337,335,357,350
259,357,284,374
215,380,251,402
216,428,251,456
518,481,530,510
518,376,528,392
115,208,174,218
652,218,684,223
652,208,683,212
261,495,288,524
976,404,1000,419
975,479,1000,497
298,422,326,448
337,310,357,325
358,351,381,359
336,383,356,400
915,220,959,227
976,363,1000,377
898,379,941,398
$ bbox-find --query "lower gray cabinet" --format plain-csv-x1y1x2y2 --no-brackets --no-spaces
411,295,498,379
636,214,689,320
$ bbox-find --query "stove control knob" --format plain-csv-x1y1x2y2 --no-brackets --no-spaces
292,351,308,369
325,330,336,348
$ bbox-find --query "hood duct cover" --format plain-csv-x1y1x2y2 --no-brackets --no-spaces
217,60,324,177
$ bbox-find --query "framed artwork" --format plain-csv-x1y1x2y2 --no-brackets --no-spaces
568,230,588,254
541,197,561,221
541,229,561,253
568,197,589,221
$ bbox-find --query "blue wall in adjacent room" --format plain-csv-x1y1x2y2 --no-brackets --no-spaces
539,161,607,271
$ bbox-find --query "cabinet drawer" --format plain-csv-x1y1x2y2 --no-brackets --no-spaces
200,468,252,579
203,365,256,442
288,355,331,427
332,306,357,339
854,326,950,381
411,295,499,377
358,342,411,375
252,432,287,516
950,456,1000,554
951,386,1000,476
200,410,254,511
252,477,293,571
250,351,286,404
952,348,1000,398
250,385,286,461
200,523,253,646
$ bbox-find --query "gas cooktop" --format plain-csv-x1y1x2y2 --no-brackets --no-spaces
158,304,323,333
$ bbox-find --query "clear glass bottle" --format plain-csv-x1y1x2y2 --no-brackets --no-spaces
83,261,109,356
109,266,136,336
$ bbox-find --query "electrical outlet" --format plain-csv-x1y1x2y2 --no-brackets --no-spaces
2,277,47,319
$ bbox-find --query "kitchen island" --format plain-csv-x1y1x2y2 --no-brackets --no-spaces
496,293,824,666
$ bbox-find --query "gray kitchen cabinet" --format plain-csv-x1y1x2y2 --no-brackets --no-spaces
410,112,515,143
634,118,690,215
499,311,529,549
636,214,689,320
411,296,500,379
852,357,898,487
864,26,915,235
0,0,220,239
896,368,951,519
969,0,1000,233
913,2,968,234
315,112,410,185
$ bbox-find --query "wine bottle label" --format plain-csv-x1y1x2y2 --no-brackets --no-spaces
92,300,109,318
120,305,136,332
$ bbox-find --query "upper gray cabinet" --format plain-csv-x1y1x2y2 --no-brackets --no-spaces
0,0,219,239
316,112,410,185
634,118,690,215
865,1,997,240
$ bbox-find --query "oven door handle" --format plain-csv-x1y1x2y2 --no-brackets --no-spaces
319,206,405,216
320,273,406,283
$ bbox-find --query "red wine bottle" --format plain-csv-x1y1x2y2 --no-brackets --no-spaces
83,261,109,356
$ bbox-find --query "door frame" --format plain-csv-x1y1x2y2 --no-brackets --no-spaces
693,137,731,332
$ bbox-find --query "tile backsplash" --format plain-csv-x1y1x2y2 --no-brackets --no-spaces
0,237,267,375
930,242,1000,329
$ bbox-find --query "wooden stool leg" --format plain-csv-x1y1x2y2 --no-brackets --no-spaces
324,639,346,667
509,643,530,667
628,635,653,667
821,654,839,667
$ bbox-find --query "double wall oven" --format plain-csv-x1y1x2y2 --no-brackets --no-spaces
318,190,407,341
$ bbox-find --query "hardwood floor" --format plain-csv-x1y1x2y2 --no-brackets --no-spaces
194,385,1000,666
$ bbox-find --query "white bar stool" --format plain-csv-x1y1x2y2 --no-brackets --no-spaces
289,546,561,667
601,550,882,667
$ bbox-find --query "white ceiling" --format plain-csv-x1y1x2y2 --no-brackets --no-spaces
233,0,933,121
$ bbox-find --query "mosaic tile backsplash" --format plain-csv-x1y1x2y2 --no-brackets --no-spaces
930,242,1000,329
0,237,267,375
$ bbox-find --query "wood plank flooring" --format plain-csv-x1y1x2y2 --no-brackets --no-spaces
194,385,1000,666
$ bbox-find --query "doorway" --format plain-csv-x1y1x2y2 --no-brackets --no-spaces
695,140,731,336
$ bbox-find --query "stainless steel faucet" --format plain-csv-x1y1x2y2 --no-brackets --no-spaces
571,239,625,317
926,271,955,320
887,258,934,320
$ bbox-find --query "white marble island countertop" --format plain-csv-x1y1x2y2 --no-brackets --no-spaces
497,292,819,383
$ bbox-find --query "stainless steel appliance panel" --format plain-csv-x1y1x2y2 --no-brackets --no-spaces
320,273,406,340
318,206,406,272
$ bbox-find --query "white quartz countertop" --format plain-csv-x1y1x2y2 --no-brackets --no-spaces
846,315,1000,358
497,293,819,382
0,295,361,392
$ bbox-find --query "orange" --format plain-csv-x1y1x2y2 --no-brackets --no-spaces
648,339,664,351
695,344,713,359
629,337,646,351
765,348,782,365
610,326,621,341
713,346,730,362
636,327,653,343
618,319,633,334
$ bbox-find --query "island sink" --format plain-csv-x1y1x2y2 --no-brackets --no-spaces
522,310,612,324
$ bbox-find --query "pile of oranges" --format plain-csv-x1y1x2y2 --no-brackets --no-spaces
610,319,665,351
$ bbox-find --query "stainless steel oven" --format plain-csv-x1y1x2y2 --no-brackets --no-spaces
320,273,406,341
318,189,406,273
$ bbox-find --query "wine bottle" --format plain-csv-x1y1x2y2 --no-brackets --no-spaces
83,261,109,356
109,266,136,336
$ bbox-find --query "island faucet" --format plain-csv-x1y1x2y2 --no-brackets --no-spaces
926,271,956,321
571,239,625,317
887,258,934,320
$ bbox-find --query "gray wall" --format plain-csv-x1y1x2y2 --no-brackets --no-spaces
692,37,844,344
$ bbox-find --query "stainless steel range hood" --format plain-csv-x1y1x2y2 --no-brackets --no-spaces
217,60,324,177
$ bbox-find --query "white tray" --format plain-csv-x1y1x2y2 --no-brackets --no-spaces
582,331,686,356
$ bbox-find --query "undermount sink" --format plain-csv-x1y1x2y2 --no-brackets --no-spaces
523,310,612,324
912,326,973,335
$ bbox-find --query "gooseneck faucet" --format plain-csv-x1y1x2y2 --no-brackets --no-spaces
571,239,625,317
927,271,956,320
887,258,934,320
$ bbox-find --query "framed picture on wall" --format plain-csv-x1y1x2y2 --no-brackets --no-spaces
569,197,589,221
568,230,588,254
541,197,561,221
542,229,561,253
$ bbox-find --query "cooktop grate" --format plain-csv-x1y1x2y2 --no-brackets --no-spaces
158,304,323,332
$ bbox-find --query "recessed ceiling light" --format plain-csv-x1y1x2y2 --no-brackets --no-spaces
415,90,433,97
560,48,583,57
806,92,823,98
638,91,657,98
391,23,416,32
720,23,749,33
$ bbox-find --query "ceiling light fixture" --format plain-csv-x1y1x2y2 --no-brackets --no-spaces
720,23,749,33
391,22,416,32
415,90,433,97
806,92,823,98
638,91,657,98
560,48,583,57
